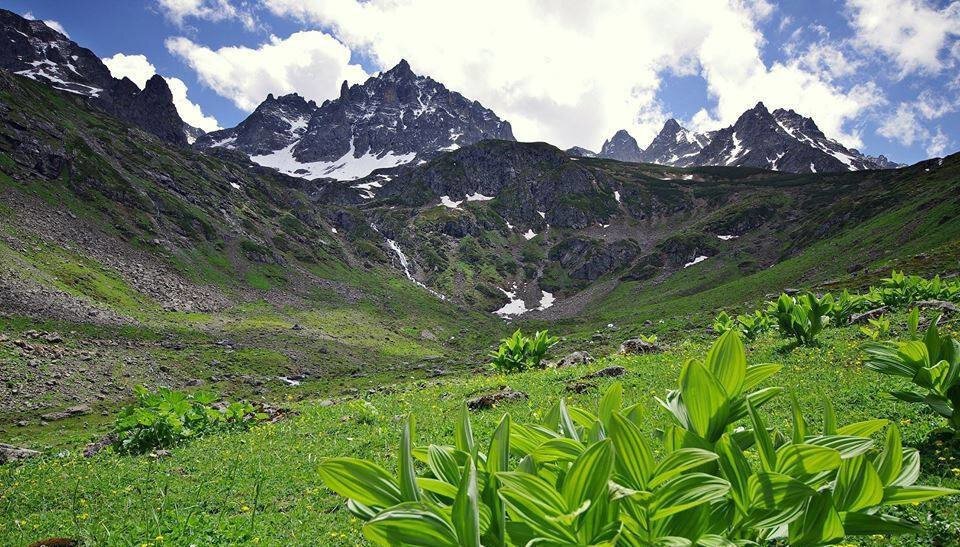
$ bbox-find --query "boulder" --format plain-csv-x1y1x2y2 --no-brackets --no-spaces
1,443,41,464
916,300,960,314
583,366,627,379
555,351,593,368
40,404,91,422
467,387,528,411
619,338,661,354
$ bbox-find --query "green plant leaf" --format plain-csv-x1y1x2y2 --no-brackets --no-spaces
834,455,883,512
704,329,747,396
455,404,475,458
882,485,960,505
608,412,654,490
874,424,903,486
560,439,614,508
748,472,815,509
842,512,921,536
453,458,481,547
680,360,730,441
363,502,458,546
650,473,730,520
787,491,844,546
747,400,776,472
650,448,719,488
399,415,420,502
318,458,403,508
775,444,841,477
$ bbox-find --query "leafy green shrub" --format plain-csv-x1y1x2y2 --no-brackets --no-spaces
859,315,891,340
768,292,833,345
319,332,957,545
114,386,265,454
830,288,871,323
348,399,380,424
870,271,960,307
715,310,772,340
865,316,960,434
489,329,558,373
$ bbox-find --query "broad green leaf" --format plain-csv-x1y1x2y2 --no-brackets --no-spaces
650,448,719,488
363,502,458,546
889,448,920,487
787,491,844,546
560,439,614,508
882,485,960,505
743,363,782,392
427,444,462,486
598,382,623,428
399,416,420,501
497,473,578,542
715,434,752,513
842,512,920,536
318,458,403,508
558,398,580,441
453,458,481,547
834,455,883,512
822,398,837,436
836,419,889,438
609,412,655,490
775,444,841,477
680,360,730,441
533,437,585,463
789,395,807,445
748,472,815,509
875,424,902,486
747,400,776,472
455,404,475,457
417,477,458,499
804,435,874,459
704,330,747,396
651,473,730,521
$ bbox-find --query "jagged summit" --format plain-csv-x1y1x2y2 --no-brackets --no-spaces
599,129,643,162
0,8,192,145
197,59,515,181
634,104,902,173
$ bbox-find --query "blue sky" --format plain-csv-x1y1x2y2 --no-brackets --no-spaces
7,0,959,164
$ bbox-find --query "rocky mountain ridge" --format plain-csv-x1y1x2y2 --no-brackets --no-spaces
196,60,515,181
593,103,904,173
0,8,194,146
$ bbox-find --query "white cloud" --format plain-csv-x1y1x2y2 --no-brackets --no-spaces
877,99,954,156
157,0,257,30
261,0,882,149
22,10,70,37
845,0,960,76
103,53,220,131
103,53,157,88
926,127,950,156
165,31,368,111
878,103,926,146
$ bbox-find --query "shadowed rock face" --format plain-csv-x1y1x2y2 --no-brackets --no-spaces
599,129,643,162
196,59,515,180
0,8,192,146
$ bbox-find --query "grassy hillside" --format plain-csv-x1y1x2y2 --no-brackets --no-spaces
2,309,958,545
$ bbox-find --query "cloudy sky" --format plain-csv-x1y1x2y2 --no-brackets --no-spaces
9,0,960,163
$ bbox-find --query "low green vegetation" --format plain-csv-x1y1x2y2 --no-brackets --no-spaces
114,387,266,455
865,314,960,434
489,329,559,373
319,332,957,545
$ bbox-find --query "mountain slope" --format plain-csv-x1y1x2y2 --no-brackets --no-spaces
0,70,506,421
196,60,515,181
0,8,192,145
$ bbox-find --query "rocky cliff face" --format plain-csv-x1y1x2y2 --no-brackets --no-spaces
197,60,515,181
599,129,643,162
0,8,190,146
639,118,709,166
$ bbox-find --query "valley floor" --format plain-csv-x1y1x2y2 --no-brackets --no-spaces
2,313,958,545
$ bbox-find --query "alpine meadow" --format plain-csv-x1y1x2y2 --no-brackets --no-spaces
3,2,960,546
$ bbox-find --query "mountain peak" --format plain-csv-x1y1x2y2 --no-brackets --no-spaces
662,118,682,132
599,129,643,162
383,59,416,81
